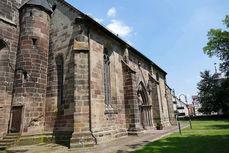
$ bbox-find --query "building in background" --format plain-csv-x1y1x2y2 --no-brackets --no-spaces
192,95,203,116
188,104,195,116
172,95,189,117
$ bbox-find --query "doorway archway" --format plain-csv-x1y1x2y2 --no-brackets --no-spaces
137,82,153,128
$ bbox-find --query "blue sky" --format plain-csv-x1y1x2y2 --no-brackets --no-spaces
67,0,228,102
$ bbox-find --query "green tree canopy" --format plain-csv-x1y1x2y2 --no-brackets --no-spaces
197,70,221,114
203,15,229,76
198,15,229,114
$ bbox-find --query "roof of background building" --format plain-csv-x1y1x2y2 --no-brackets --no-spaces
192,95,198,100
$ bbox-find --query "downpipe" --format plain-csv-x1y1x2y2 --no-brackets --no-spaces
87,24,97,145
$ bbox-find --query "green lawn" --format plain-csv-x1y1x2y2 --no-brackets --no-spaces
133,119,229,153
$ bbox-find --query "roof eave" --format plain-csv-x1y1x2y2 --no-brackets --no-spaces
84,15,167,75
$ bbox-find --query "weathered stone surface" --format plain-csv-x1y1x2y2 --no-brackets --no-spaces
0,0,21,136
0,0,176,148
13,6,50,133
73,40,89,50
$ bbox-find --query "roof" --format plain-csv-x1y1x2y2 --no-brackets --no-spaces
173,96,188,106
57,0,167,75
85,15,168,75
20,0,53,13
192,95,198,99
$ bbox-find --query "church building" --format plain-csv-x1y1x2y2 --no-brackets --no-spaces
0,0,176,148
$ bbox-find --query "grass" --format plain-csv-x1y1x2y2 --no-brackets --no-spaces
133,119,229,153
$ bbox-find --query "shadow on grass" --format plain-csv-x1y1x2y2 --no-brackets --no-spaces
208,124,229,130
131,134,229,153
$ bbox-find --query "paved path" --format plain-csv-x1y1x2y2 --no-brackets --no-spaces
1,125,187,153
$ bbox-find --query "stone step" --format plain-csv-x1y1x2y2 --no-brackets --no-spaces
0,139,15,143
7,133,21,136
0,142,13,146
0,146,8,150
3,136,18,139
0,133,20,150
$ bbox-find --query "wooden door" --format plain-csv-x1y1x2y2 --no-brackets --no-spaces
10,106,22,133
140,105,153,128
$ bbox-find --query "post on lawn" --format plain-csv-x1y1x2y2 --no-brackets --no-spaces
178,122,182,135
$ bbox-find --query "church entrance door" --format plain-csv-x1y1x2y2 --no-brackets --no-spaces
138,83,153,129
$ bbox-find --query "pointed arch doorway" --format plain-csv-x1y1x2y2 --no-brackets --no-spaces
137,82,153,129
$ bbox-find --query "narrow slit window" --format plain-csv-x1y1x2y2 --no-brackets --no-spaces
32,38,37,48
104,49,111,105
52,4,57,11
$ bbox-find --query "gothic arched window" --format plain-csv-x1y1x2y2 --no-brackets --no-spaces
104,49,111,105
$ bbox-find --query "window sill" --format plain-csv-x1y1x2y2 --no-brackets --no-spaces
105,105,118,114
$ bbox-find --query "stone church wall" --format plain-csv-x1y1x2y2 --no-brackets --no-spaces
128,50,171,127
12,6,51,133
89,29,128,143
89,24,171,142
44,1,81,146
0,0,175,147
0,0,21,136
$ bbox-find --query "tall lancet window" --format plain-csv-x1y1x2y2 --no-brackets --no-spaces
104,49,111,105
56,55,64,106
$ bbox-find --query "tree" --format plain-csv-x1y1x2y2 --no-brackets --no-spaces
203,15,229,76
199,15,229,114
216,78,229,113
197,70,222,114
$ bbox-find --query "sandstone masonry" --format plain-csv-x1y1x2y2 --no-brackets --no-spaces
0,0,176,148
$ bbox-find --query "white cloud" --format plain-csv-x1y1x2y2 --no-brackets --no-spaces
94,18,104,23
107,7,116,17
106,19,132,37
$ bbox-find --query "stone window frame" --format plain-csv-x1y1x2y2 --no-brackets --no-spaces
104,48,111,106
103,48,118,114
0,39,12,70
